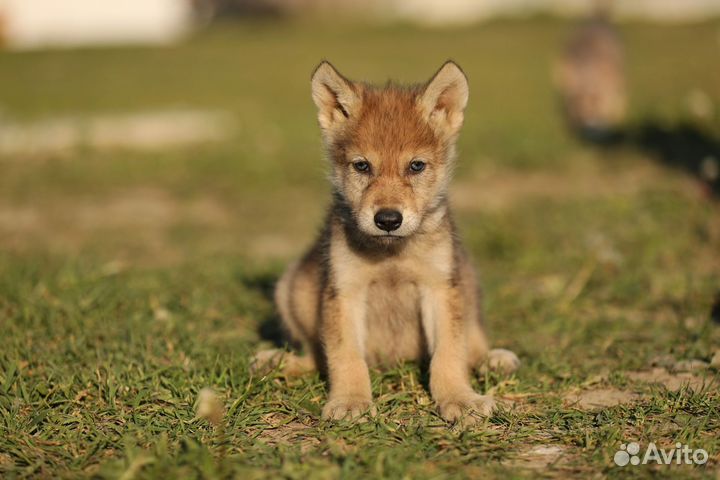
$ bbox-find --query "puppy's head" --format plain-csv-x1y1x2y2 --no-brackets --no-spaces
311,61,468,240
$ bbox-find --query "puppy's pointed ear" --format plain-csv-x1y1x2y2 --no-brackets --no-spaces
418,61,469,139
311,61,361,135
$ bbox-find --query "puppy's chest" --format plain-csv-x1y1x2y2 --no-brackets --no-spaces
352,244,452,289
364,269,424,365
364,263,421,321
332,236,454,364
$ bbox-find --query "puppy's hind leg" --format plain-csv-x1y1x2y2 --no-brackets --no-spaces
250,349,316,377
481,349,520,375
251,253,322,377
466,316,520,376
460,261,520,378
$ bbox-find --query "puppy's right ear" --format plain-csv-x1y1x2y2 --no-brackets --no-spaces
311,62,360,134
418,61,468,140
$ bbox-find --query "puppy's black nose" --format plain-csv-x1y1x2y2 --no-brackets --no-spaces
374,209,403,232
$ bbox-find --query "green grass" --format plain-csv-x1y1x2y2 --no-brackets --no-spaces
1,18,719,478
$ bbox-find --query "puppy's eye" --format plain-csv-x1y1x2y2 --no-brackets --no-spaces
409,159,426,173
353,160,371,173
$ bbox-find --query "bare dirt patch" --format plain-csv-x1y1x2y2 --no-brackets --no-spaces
626,368,714,391
0,452,14,466
711,351,720,370
506,445,569,469
565,388,641,410
0,187,233,262
0,110,233,156
452,160,701,212
0,188,230,234
254,414,321,453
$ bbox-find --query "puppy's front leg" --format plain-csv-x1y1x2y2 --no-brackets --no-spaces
422,285,495,425
320,287,374,420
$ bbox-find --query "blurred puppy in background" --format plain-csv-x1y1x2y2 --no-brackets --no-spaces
554,0,626,142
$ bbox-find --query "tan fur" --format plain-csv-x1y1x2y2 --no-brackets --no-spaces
252,61,519,425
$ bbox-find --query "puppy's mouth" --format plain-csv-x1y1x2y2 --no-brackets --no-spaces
372,234,404,240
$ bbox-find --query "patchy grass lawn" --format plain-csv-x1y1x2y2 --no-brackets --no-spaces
1,18,719,479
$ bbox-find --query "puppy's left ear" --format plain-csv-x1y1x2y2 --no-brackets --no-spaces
418,61,469,139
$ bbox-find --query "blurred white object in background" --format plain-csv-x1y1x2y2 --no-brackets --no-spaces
614,0,720,22
389,0,720,25
0,0,718,45
0,0,194,50
388,0,518,25
0,110,233,155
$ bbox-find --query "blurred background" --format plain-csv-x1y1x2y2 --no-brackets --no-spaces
1,2,720,475
0,0,718,270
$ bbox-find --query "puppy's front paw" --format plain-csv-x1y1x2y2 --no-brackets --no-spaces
486,348,520,374
437,393,495,426
322,396,376,421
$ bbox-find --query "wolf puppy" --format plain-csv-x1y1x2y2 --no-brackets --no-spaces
253,61,519,424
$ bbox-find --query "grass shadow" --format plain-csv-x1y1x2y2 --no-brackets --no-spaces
634,121,720,197
239,270,286,348
711,291,720,325
239,269,327,376
579,120,720,197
